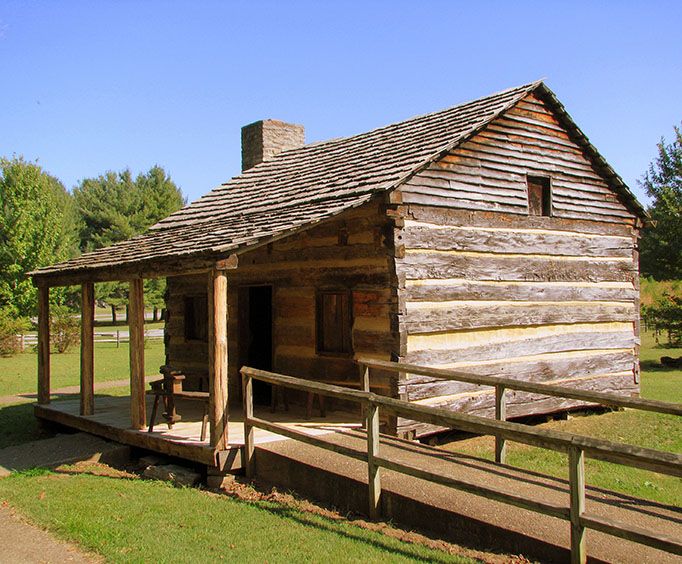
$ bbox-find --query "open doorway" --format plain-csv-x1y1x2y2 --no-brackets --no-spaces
239,285,273,405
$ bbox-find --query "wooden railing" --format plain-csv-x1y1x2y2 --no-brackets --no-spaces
240,364,682,564
357,357,682,465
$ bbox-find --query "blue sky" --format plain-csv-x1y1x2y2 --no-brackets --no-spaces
1,1,680,205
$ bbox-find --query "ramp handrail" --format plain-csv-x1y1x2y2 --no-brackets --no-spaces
240,365,682,563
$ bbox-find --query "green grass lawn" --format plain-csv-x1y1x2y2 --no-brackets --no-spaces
0,471,471,563
439,330,682,506
0,340,166,397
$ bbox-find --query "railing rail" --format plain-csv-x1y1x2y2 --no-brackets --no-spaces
357,356,682,469
240,364,682,563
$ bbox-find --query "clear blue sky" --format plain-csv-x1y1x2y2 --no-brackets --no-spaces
1,1,680,205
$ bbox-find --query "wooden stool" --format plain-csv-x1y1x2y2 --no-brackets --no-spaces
148,390,210,441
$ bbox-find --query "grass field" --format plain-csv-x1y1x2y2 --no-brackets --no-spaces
0,469,471,563
0,340,166,397
439,330,682,506
0,329,679,561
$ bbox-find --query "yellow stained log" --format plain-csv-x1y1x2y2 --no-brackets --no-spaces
37,284,50,405
208,269,229,450
80,282,95,416
129,278,146,430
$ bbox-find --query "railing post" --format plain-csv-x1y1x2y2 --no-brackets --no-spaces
495,384,506,464
242,370,255,479
569,446,586,564
360,364,370,429
362,365,370,393
367,400,381,520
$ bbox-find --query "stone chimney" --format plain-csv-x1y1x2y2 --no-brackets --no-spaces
241,119,305,172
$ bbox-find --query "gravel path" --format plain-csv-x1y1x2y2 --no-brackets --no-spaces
0,376,155,405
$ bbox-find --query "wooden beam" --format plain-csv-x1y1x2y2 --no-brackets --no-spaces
80,282,95,416
37,284,50,405
494,384,507,464
31,253,241,288
569,447,587,564
129,278,146,430
367,402,382,520
242,371,255,478
208,269,229,450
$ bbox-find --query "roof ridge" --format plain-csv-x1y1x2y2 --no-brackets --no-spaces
255,79,544,161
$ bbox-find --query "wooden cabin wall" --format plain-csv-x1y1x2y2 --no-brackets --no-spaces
392,92,640,437
165,200,399,426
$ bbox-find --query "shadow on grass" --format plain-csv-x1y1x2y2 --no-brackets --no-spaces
0,401,58,449
10,468,458,564
640,359,682,372
0,392,124,450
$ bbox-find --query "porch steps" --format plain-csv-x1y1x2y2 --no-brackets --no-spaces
0,433,131,477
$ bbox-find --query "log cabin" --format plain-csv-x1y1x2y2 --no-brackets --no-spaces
31,80,646,440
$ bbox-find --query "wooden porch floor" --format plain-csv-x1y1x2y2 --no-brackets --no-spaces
35,395,361,471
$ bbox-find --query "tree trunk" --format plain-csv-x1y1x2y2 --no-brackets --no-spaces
111,304,117,325
153,307,159,322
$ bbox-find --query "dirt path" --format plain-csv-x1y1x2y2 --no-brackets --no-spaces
0,503,99,563
0,377,155,405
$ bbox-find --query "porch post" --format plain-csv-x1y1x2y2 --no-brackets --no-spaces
129,278,146,429
208,268,229,450
37,284,50,404
80,281,95,415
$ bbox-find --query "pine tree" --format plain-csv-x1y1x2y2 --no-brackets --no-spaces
639,124,682,280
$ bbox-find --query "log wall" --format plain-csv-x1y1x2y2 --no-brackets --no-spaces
393,91,640,436
165,201,399,427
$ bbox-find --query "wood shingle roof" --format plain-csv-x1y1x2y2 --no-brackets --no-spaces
32,80,643,283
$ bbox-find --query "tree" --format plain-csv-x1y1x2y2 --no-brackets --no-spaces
74,166,184,321
0,156,78,316
639,124,682,280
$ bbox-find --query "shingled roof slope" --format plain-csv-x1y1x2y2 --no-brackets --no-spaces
32,80,643,280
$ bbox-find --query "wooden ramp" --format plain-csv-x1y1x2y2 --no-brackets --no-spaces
254,428,682,563
35,396,361,470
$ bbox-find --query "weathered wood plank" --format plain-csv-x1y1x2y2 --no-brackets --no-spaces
404,205,634,237
400,225,632,257
396,252,636,284
402,302,635,333
403,280,637,303
402,351,635,401
405,329,635,366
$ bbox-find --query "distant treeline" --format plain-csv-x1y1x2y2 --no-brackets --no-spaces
0,156,185,329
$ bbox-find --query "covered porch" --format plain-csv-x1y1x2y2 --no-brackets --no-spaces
34,395,361,471
31,255,358,471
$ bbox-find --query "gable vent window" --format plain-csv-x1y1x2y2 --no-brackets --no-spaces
316,290,352,355
184,295,208,342
527,176,552,217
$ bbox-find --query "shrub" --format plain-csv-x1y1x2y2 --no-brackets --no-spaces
0,308,30,357
50,305,80,354
643,293,682,347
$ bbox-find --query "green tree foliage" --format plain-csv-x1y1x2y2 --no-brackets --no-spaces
0,156,78,316
74,166,184,320
639,124,682,280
